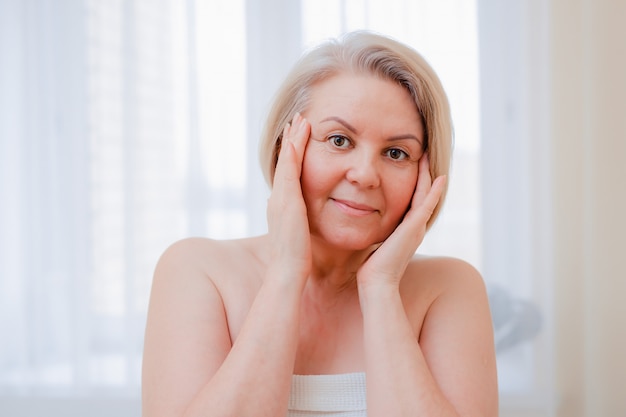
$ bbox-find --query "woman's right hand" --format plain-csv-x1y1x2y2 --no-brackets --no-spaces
144,113,314,417
266,112,312,283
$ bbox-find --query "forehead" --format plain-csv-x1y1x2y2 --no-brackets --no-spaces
305,72,422,129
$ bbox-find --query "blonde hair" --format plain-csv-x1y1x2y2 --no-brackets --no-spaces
259,31,453,228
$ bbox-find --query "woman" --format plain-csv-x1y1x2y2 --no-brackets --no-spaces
142,31,498,417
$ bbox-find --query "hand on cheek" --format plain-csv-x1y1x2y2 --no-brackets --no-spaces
266,113,313,282
357,153,446,288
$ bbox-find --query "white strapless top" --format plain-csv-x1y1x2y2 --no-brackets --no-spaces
287,372,367,417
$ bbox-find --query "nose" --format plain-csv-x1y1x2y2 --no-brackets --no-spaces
345,149,381,188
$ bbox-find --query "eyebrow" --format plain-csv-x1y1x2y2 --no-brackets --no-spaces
320,116,423,147
320,116,359,134
388,134,423,147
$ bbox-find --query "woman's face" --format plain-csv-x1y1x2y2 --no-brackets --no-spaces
301,72,425,251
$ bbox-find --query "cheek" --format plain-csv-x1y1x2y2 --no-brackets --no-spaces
386,171,418,216
300,149,330,202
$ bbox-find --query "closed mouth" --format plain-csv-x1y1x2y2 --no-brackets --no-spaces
331,198,378,216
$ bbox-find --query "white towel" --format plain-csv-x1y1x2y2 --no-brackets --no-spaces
287,372,367,417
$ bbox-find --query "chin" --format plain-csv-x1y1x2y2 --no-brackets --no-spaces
312,228,387,252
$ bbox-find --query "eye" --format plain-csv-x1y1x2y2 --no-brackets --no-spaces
385,148,409,161
329,134,351,149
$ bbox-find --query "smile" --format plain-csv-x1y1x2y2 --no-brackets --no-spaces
331,198,378,217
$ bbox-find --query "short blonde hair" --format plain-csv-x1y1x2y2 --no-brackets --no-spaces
259,31,453,228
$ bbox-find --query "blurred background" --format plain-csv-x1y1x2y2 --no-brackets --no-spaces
0,0,624,416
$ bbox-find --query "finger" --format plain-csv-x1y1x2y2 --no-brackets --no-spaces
276,113,310,182
377,174,445,265
273,123,300,189
289,112,311,167
410,174,446,225
412,153,434,207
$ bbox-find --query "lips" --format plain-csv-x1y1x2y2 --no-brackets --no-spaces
331,198,378,216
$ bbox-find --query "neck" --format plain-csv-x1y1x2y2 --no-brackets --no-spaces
307,235,378,293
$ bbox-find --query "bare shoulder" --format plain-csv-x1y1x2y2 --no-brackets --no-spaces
144,237,269,417
402,255,498,416
151,235,268,339
400,255,494,356
156,236,249,270
401,255,487,313
407,254,483,284
154,235,267,287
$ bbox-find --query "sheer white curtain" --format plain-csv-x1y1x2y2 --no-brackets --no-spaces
0,0,183,400
0,0,555,415
0,1,290,413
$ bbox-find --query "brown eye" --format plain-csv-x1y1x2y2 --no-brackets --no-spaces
329,135,351,149
386,148,409,160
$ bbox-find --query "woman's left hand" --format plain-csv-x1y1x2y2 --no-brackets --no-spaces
357,153,446,288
